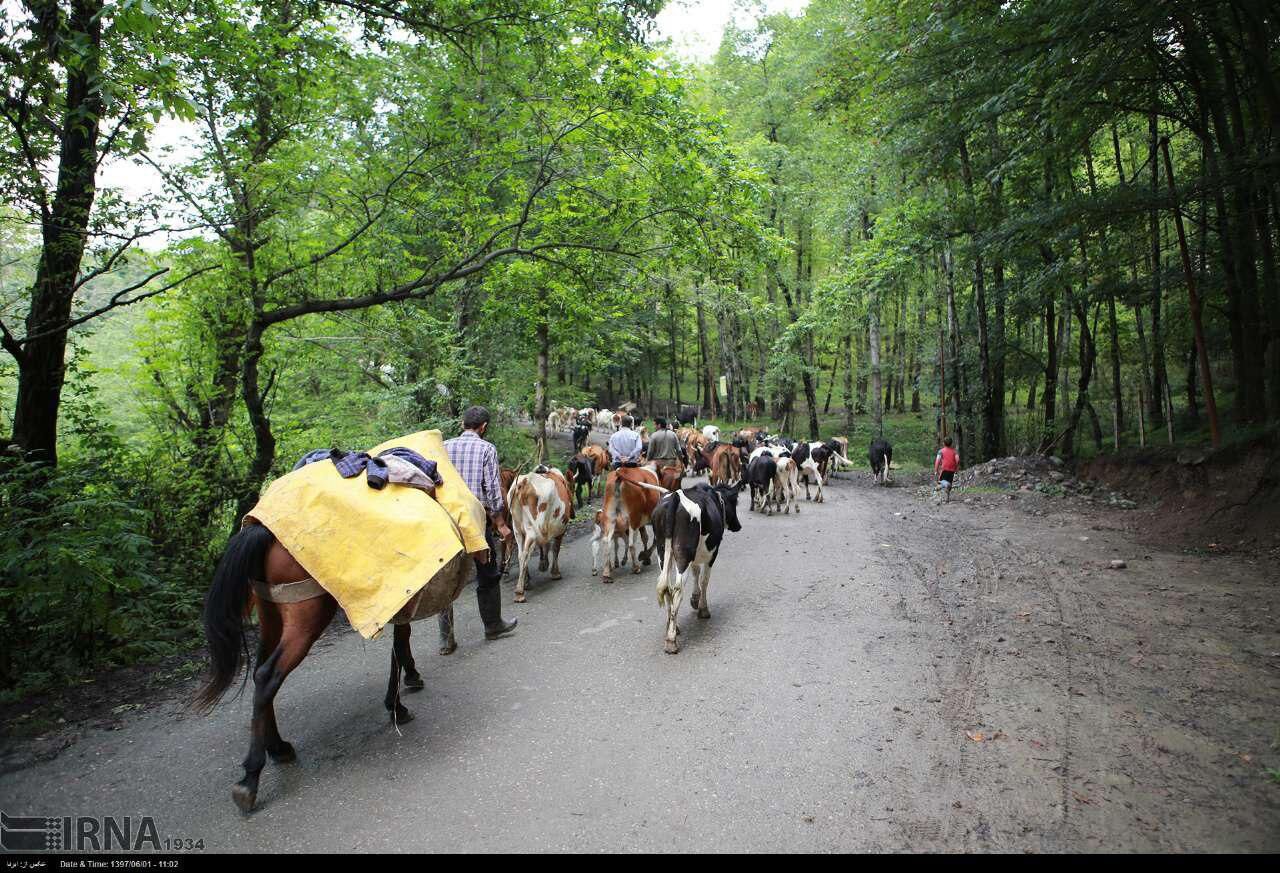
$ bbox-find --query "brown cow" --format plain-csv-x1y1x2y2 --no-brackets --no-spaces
581,445,610,495
600,464,665,581
707,443,741,487
506,466,573,602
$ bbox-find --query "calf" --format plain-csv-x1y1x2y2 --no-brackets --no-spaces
600,465,665,581
506,467,573,602
651,483,744,653
565,454,595,508
590,509,629,576
572,422,591,452
869,438,893,485
745,452,777,514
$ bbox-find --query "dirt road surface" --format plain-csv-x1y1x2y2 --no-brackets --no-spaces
3,470,1278,852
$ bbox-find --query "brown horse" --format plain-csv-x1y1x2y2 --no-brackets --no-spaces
195,523,459,814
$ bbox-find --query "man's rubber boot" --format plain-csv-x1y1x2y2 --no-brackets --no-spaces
478,584,517,640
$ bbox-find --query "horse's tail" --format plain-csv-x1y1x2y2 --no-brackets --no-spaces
195,523,274,712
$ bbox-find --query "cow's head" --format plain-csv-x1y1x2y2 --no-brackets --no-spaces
715,484,743,532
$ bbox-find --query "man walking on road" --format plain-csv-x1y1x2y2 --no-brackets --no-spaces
445,406,518,639
934,436,960,504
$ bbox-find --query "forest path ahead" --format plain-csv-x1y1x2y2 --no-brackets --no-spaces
3,470,1277,852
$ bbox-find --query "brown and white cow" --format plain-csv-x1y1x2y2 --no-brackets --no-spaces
590,508,629,576
506,466,573,602
599,464,665,581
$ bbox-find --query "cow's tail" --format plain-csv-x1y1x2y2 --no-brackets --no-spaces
195,523,274,712
626,480,670,495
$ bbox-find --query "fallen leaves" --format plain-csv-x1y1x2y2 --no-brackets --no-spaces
966,729,1006,743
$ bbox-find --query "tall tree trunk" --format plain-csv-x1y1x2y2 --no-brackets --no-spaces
958,136,997,460
842,333,855,436
9,0,106,464
1148,112,1168,427
535,315,549,464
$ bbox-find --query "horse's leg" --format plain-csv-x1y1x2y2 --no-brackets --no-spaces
253,604,291,764
384,626,413,724
396,623,424,690
437,606,457,655
234,595,336,814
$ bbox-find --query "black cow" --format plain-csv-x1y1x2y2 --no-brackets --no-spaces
565,454,595,508
869,438,893,485
572,422,591,452
651,482,744,654
745,453,777,514
675,404,700,427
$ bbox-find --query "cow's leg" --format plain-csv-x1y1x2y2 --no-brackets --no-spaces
396,623,425,689
696,564,711,620
626,528,640,574
514,531,532,602
590,529,602,576
638,526,654,566
602,523,616,583
437,606,457,655
662,560,686,655
233,596,335,813
549,534,564,580
537,541,549,572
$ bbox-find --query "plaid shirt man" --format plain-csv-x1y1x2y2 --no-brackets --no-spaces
445,430,505,515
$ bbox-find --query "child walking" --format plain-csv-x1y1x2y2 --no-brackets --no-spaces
934,437,959,503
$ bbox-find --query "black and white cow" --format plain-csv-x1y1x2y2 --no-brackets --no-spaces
745,452,778,514
566,453,595,508
869,438,893,485
651,483,744,654
572,422,591,452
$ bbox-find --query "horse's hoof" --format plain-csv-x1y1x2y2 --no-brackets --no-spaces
232,784,257,814
664,639,680,654
392,705,414,724
404,671,426,689
268,741,296,763
437,642,457,656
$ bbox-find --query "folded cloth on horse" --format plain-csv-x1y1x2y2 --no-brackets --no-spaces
246,430,487,639
377,447,443,485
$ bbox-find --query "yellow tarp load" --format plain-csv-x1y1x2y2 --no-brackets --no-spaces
246,430,487,639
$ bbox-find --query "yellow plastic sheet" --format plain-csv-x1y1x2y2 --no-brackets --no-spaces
246,430,487,639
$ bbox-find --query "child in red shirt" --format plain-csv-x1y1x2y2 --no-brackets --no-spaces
934,437,959,503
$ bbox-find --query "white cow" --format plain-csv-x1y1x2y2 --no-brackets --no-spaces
701,424,721,442
596,408,615,432
772,455,799,514
506,467,573,603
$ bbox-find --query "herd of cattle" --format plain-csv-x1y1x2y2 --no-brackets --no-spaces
510,405,893,653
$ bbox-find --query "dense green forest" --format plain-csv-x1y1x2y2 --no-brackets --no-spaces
2,0,1277,694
